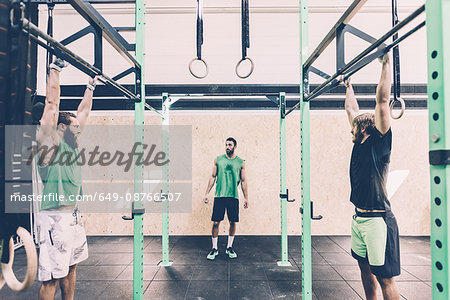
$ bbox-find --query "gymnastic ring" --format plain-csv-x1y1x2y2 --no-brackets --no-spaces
1,227,37,292
188,58,208,79
389,97,405,120
235,57,254,79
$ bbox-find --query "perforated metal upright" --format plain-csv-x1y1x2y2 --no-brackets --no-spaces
300,0,312,299
426,1,450,299
133,0,146,298
160,93,172,267
278,92,291,267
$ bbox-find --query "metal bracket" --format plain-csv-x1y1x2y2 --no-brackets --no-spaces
429,150,450,166
300,201,323,220
121,207,145,221
280,189,295,202
266,95,278,105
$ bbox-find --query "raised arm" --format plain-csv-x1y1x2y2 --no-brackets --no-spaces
36,62,66,165
76,77,97,126
203,158,218,203
344,78,359,127
240,161,248,208
374,54,392,134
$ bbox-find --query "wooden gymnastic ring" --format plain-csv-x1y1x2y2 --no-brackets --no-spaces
1,227,37,291
235,57,254,79
188,57,208,79
390,97,405,120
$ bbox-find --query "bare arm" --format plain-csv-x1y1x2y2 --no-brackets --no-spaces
36,69,61,165
240,161,248,208
375,54,392,134
344,78,359,127
203,158,217,202
76,77,96,126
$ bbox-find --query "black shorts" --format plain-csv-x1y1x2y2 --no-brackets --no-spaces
211,197,239,222
351,210,401,278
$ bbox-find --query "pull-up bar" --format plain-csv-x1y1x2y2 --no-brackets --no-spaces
285,4,425,117
306,4,424,102
303,0,368,71
66,0,140,69
22,18,140,101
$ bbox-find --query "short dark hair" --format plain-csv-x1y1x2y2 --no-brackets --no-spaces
353,113,376,135
226,137,237,147
58,112,76,126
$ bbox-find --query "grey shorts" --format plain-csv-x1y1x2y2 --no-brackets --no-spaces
37,209,88,281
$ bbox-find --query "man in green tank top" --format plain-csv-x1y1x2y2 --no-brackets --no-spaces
204,137,248,260
36,59,95,300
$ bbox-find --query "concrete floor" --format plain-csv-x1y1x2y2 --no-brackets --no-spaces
0,235,431,299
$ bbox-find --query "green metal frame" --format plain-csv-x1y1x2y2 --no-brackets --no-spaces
426,0,450,299
278,92,292,267
160,93,173,267
300,0,312,299
133,0,145,298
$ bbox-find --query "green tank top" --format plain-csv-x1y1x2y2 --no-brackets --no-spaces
38,140,82,210
215,154,244,199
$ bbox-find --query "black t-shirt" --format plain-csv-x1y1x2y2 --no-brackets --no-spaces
349,128,392,210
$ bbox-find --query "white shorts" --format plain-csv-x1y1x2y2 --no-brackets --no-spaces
37,209,88,282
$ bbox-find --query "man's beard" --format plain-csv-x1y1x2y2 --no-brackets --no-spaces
352,131,364,144
64,130,78,149
226,148,234,156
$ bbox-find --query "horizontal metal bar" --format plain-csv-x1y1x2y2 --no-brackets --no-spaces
305,4,425,102
23,19,139,101
303,0,369,70
115,27,136,32
59,83,427,97
66,0,139,67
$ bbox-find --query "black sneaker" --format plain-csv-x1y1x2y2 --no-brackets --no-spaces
207,248,218,260
225,247,237,259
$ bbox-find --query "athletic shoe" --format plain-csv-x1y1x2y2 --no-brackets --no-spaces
225,247,237,259
207,248,218,260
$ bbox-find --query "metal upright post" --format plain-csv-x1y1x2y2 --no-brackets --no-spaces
426,1,450,299
278,92,291,267
300,0,312,299
160,93,173,266
133,0,146,298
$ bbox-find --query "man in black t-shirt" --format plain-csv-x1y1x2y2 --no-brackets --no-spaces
344,53,400,300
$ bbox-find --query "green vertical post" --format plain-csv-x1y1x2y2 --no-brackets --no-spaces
278,92,291,267
160,93,173,267
133,0,146,298
426,1,450,299
300,0,312,299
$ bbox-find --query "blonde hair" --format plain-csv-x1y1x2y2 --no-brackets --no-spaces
353,113,375,134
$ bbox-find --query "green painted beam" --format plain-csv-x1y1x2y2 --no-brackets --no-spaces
160,93,172,267
133,0,145,298
278,92,291,267
300,0,312,299
426,1,450,299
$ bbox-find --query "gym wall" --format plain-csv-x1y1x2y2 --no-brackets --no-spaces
81,110,430,236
